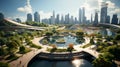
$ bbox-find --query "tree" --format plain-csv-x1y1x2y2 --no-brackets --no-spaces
76,32,85,43
102,45,120,60
114,34,120,41
6,41,18,53
19,46,25,53
76,32,84,37
92,56,112,67
67,43,74,52
0,62,9,67
50,44,57,52
45,32,53,37
0,47,8,56
90,37,95,44
0,38,7,46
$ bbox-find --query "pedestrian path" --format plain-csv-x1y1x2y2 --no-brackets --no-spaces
9,37,100,67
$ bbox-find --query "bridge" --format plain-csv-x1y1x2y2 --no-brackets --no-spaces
99,23,120,29
0,18,45,31
9,37,99,67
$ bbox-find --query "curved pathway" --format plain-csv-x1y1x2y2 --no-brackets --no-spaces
9,37,99,67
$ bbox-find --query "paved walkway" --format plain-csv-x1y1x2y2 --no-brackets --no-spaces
9,37,99,67
9,37,48,67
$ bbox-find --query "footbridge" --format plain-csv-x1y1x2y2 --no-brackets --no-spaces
0,18,45,30
98,23,120,29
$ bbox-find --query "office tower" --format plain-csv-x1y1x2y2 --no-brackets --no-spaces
111,14,118,24
50,16,53,24
79,8,82,23
42,19,49,24
91,14,93,23
61,15,64,24
75,17,78,24
27,13,32,22
16,18,21,23
82,7,86,23
100,2,108,23
0,13,4,22
56,14,60,24
94,11,98,25
65,14,69,24
34,12,40,22
106,15,110,23
79,7,86,24
70,16,74,24
118,19,120,25
51,11,55,24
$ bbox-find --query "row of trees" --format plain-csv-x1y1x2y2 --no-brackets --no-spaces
26,21,48,27
0,30,43,61
92,31,120,67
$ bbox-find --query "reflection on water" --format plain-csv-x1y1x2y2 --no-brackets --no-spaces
72,59,93,67
28,59,93,67
100,29,115,36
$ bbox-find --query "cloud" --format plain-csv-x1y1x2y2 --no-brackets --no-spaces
106,1,115,8
39,11,52,20
17,0,32,13
8,16,26,22
80,0,101,20
110,8,120,14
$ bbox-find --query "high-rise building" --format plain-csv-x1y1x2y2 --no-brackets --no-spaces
82,7,86,23
75,17,78,24
27,13,32,22
42,19,49,24
91,14,93,23
56,14,60,24
69,16,74,24
79,8,82,23
111,14,118,24
51,11,55,24
65,14,69,24
100,2,108,23
106,15,110,23
34,12,40,22
79,7,86,24
94,12,98,25
0,13,4,22
61,15,64,24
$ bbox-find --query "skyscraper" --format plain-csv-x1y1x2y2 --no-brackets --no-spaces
82,7,86,23
70,16,74,24
111,14,118,24
94,12,98,25
79,8,82,23
75,17,78,24
91,14,93,23
79,7,86,24
65,14,69,24
100,2,108,23
56,14,60,24
27,13,32,22
0,13,4,22
61,15,64,24
34,12,40,22
106,15,110,23
51,11,55,24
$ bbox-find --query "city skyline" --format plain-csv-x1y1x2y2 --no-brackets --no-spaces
0,0,120,22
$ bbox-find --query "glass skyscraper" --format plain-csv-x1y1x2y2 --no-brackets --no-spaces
27,13,32,22
34,12,40,22
100,2,108,23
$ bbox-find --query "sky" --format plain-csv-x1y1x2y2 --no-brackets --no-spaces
0,0,120,22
